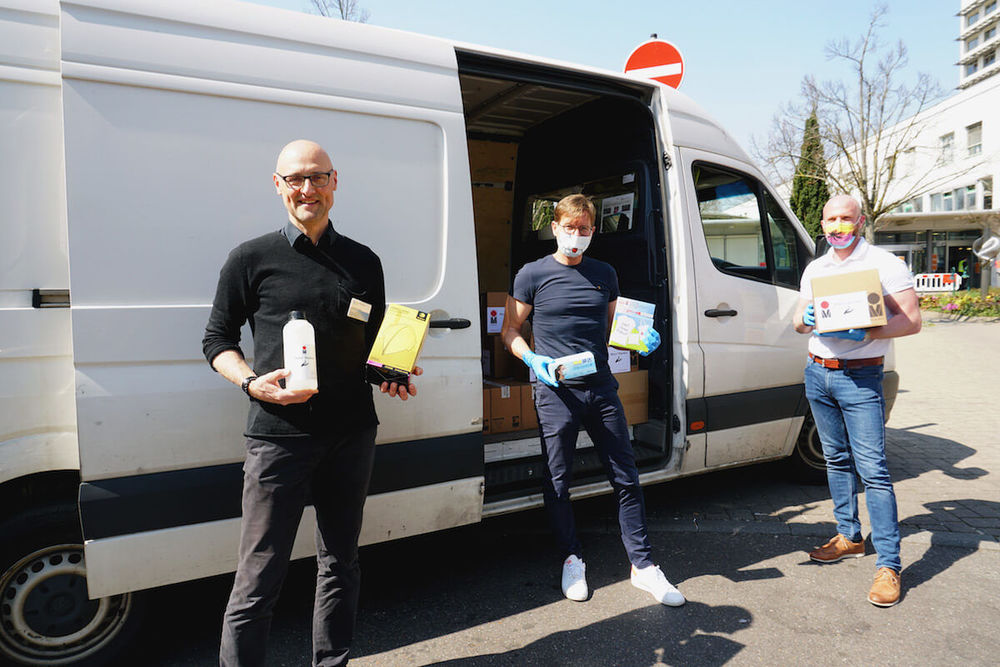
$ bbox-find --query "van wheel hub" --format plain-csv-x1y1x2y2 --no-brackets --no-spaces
0,545,132,664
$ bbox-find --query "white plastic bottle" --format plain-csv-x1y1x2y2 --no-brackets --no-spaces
282,311,318,391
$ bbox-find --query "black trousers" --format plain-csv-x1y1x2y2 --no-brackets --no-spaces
219,426,377,667
534,379,654,568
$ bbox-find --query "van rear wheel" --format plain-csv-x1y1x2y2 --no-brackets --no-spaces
0,503,143,666
788,411,828,484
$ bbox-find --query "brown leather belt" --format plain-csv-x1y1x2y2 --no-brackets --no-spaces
809,353,884,370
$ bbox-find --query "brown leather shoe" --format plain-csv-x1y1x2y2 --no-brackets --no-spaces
809,534,865,563
868,567,901,607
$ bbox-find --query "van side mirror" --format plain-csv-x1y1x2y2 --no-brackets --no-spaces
814,234,828,257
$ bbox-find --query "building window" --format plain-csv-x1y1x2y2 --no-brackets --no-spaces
968,36,980,51
894,196,923,214
940,132,954,163
966,61,980,76
955,187,968,210
965,185,977,209
985,50,997,67
987,1,997,15
968,122,983,156
942,191,954,212
983,177,994,209
930,193,942,212
968,11,980,27
987,26,997,40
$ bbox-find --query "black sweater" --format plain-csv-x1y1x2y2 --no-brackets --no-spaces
203,221,386,437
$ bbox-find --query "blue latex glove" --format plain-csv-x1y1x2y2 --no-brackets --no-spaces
522,350,558,387
815,329,867,342
639,327,660,356
803,303,815,327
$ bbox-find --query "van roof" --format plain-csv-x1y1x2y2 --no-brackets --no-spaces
48,0,753,163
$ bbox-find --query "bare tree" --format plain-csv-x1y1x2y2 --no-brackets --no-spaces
754,6,954,239
309,0,370,23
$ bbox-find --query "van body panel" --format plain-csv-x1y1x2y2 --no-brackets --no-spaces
648,91,698,470
0,1,79,488
677,146,809,467
61,0,463,114
58,0,484,595
83,476,483,598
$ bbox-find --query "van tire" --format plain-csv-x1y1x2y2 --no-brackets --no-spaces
0,503,144,666
788,410,828,484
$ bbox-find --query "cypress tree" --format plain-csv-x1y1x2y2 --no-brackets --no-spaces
789,112,829,239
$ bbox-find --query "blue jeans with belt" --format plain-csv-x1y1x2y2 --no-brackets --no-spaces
804,361,901,572
533,378,654,568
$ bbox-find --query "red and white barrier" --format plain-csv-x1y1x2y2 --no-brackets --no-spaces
914,273,962,292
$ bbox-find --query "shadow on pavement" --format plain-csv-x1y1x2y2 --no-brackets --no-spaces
133,426,992,664
901,499,999,592
885,427,988,483
350,523,764,663
430,602,751,666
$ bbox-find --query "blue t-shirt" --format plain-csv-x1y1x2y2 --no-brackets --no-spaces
512,254,619,385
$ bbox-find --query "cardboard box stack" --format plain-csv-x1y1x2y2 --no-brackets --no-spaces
483,380,521,434
616,370,649,425
481,291,527,381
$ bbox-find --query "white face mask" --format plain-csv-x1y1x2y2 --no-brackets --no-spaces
557,230,591,258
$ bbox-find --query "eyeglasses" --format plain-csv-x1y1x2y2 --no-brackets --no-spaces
276,170,333,189
557,223,595,236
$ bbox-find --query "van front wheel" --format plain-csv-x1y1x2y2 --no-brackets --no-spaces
0,503,143,666
788,411,828,484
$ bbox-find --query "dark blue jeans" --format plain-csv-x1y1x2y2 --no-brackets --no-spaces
534,379,654,568
805,362,901,572
220,426,377,667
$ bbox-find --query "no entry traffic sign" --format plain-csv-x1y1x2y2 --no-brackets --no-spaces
624,39,684,89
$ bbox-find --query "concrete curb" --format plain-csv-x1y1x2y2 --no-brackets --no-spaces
919,309,1000,324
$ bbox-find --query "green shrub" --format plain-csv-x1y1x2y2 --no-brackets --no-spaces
919,287,1000,317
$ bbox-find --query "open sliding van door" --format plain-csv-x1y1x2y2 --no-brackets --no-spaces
60,0,484,599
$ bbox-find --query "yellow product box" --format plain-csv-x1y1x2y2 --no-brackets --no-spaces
811,269,887,333
365,304,429,385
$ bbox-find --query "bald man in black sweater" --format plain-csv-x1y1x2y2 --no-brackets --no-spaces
204,140,419,667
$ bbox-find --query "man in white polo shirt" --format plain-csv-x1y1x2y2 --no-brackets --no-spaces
793,195,921,607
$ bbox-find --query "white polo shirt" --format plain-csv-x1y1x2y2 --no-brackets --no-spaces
800,238,914,360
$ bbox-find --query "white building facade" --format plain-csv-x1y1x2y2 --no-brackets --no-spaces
873,0,1000,289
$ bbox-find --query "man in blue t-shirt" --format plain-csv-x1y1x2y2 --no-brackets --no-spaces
502,194,684,607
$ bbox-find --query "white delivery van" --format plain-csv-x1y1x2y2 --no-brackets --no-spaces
0,1,900,664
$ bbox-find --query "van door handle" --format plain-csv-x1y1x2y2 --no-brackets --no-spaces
704,309,738,318
429,318,471,329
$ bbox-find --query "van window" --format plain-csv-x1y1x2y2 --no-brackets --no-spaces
693,162,806,288
764,191,804,289
525,172,638,240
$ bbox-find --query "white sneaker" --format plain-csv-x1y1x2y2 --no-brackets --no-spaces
561,555,588,601
631,564,685,606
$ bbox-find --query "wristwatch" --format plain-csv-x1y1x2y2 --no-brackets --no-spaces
241,375,258,398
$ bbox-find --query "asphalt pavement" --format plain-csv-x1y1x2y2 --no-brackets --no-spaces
144,313,999,666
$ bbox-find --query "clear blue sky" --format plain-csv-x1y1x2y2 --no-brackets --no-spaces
246,0,959,151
